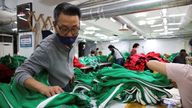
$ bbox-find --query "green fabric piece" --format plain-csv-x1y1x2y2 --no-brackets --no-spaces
168,53,178,62
73,64,172,108
123,52,130,60
107,53,115,63
0,55,27,70
0,71,91,108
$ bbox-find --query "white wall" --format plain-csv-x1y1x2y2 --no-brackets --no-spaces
97,37,192,55
96,41,130,55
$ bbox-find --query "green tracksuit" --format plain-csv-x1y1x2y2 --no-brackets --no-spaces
73,64,172,108
0,71,91,108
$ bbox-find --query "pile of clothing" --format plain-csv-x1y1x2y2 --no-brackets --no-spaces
124,52,167,71
0,71,91,108
0,55,27,83
73,64,172,108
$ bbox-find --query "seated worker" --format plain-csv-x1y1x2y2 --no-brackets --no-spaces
173,49,188,64
14,2,81,97
108,45,124,66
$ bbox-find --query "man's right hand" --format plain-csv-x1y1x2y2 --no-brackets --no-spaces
24,77,64,97
39,85,64,97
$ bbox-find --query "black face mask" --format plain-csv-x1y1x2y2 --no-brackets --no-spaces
57,34,77,46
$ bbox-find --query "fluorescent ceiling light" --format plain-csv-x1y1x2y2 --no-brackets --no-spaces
138,20,146,25
139,36,144,38
80,21,86,26
147,20,155,25
168,28,179,31
135,13,147,17
153,29,164,32
85,26,100,31
132,31,138,36
110,39,120,43
95,33,107,38
108,36,118,40
159,31,173,35
146,16,161,20
168,23,182,26
83,30,95,35
168,14,186,17
150,24,163,27
14,21,17,24
94,41,97,44
110,17,116,22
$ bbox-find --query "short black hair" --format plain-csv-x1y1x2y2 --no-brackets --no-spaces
133,43,139,48
180,49,186,53
54,2,81,21
108,45,115,49
189,38,192,46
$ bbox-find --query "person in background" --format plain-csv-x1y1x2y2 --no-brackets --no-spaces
130,43,140,56
108,45,124,66
146,38,192,108
14,2,81,97
95,48,99,56
98,51,103,56
90,50,96,56
173,49,188,64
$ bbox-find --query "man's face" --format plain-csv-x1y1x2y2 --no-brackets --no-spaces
54,13,80,37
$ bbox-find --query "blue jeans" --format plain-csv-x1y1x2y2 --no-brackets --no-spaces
116,58,124,66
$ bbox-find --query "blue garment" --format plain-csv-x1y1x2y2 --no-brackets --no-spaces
116,58,124,66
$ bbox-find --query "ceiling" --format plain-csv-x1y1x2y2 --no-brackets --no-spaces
80,4,192,42
0,0,192,42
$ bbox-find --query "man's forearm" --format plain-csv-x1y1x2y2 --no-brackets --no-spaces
23,77,48,94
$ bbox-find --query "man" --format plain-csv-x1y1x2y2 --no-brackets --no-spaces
14,2,81,97
108,45,124,66
147,38,192,108
173,49,188,64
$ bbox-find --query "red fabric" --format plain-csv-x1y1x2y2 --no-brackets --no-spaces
130,48,137,56
73,57,85,68
124,52,167,71
0,64,14,83
124,54,146,71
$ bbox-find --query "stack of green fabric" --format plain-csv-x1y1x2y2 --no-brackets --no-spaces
73,64,172,108
0,71,91,108
0,55,27,70
79,56,109,69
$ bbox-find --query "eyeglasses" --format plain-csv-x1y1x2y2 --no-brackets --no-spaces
58,25,80,36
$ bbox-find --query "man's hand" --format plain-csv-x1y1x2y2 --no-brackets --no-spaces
39,85,64,97
24,78,64,97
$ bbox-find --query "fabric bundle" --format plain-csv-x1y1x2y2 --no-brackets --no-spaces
73,64,172,108
0,55,27,70
124,52,167,71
